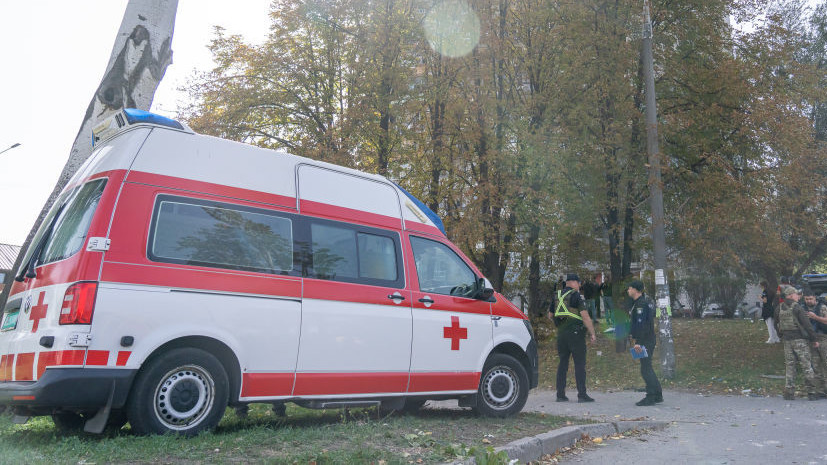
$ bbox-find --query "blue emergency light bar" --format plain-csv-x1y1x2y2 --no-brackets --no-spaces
123,108,185,130
395,183,446,235
93,108,189,146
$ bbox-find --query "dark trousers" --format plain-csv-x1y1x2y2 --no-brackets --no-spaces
639,338,662,398
556,329,588,398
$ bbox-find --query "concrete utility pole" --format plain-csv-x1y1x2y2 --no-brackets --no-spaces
0,0,178,310
642,0,675,378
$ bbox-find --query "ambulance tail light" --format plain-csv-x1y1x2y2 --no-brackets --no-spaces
60,282,98,325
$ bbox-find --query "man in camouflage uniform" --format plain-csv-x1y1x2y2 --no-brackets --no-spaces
803,288,827,394
774,286,823,400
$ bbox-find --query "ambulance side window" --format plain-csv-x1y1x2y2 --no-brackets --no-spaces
409,236,476,298
149,196,298,275
308,220,403,287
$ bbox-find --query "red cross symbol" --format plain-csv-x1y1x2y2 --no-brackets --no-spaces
29,292,48,333
443,316,468,350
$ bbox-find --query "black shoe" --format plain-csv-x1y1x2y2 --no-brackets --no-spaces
556,396,569,402
578,395,595,403
636,397,657,406
652,395,664,403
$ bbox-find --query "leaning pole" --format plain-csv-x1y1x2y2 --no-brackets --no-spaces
642,0,675,378
0,0,178,310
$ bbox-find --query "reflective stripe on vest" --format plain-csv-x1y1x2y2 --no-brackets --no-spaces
555,290,583,321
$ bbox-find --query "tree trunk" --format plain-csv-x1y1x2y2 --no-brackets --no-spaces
0,0,177,310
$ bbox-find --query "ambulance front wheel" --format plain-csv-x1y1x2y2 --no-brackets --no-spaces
126,348,229,436
474,353,529,418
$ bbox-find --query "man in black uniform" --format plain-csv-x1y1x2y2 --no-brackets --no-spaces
550,273,596,402
627,280,663,406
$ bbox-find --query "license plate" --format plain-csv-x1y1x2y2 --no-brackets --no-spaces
1,312,19,331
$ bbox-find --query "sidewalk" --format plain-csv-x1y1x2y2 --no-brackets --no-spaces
512,389,827,463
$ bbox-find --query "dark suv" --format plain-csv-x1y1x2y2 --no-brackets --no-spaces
802,274,827,297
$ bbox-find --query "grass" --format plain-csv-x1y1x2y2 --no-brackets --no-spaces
535,316,787,396
0,404,574,464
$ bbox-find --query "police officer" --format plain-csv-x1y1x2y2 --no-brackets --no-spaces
774,286,822,400
803,288,827,395
626,280,663,406
550,273,596,402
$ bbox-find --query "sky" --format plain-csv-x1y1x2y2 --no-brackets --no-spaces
0,0,272,245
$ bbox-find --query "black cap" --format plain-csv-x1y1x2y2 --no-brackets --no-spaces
565,273,581,282
628,280,644,292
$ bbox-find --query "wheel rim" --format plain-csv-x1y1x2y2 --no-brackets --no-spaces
153,364,215,430
481,365,519,410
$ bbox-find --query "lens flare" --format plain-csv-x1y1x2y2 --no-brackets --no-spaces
423,0,480,58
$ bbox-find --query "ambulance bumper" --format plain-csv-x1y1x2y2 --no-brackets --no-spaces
0,368,137,410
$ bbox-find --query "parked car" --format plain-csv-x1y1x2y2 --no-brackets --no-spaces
701,303,724,318
803,273,827,299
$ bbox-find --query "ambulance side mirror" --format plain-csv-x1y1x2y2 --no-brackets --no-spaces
476,278,495,301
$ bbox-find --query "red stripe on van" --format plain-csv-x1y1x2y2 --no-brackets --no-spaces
240,373,295,397
408,372,480,392
116,351,131,366
37,350,86,377
126,171,298,209
100,262,302,299
293,372,409,395
15,353,35,381
86,350,109,366
300,199,402,230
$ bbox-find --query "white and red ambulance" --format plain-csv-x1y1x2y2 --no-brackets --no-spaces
0,109,538,435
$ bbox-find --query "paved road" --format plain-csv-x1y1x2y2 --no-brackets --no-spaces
523,389,827,464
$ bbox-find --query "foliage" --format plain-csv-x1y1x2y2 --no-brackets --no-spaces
181,0,827,308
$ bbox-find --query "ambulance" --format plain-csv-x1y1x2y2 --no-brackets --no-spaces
0,109,538,435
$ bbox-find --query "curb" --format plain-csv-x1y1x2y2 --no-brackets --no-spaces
448,420,670,464
497,420,670,463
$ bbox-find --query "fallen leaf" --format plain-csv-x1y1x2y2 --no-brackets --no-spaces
593,437,603,444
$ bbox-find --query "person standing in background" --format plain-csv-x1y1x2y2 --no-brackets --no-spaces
550,274,597,403
626,280,663,406
761,281,780,343
775,286,822,400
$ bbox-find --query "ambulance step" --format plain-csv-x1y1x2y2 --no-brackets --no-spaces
299,400,381,409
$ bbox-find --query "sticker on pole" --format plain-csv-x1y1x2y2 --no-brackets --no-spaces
655,269,665,285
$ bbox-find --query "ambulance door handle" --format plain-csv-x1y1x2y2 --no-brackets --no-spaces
491,316,502,321
387,294,405,301
418,297,434,304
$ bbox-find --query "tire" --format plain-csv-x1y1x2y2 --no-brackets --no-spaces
473,353,529,418
126,348,229,436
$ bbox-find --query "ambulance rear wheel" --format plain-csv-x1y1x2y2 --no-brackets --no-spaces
126,348,229,436
474,353,528,418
